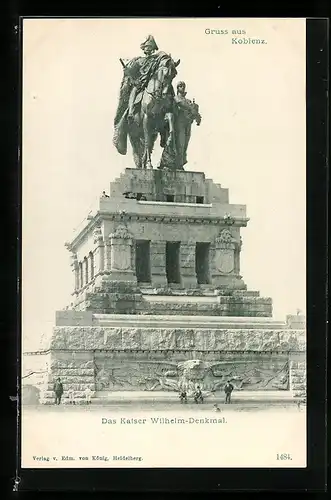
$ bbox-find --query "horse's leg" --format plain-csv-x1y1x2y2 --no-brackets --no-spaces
142,112,153,169
163,111,179,170
128,112,144,168
128,132,142,169
150,130,158,168
166,112,176,150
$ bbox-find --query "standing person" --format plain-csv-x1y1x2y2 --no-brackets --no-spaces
224,380,234,404
179,389,187,404
68,388,75,405
84,387,93,405
158,81,201,171
194,386,203,404
174,81,201,169
53,378,64,405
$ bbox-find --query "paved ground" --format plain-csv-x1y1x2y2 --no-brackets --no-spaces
25,390,300,407
23,390,304,412
23,400,304,413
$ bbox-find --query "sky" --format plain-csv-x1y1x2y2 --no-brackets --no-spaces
22,18,306,350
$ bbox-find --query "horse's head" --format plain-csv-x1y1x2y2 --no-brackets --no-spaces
155,56,180,97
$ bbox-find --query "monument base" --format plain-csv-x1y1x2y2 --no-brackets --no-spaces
72,281,273,317
23,313,306,405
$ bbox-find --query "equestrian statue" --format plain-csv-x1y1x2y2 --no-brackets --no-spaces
113,35,201,170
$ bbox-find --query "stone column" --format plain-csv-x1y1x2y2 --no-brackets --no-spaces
65,242,79,294
84,257,89,285
233,236,241,274
109,225,136,282
104,235,112,273
89,251,95,280
70,252,79,293
150,240,167,287
93,227,105,276
79,262,83,289
180,241,197,288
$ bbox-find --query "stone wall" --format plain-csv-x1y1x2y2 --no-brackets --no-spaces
49,326,305,352
290,359,306,400
26,322,305,404
141,295,272,317
41,352,95,405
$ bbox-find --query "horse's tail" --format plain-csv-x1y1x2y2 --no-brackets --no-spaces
114,76,132,126
113,108,129,155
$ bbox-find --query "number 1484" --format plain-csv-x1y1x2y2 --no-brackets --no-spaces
277,453,292,460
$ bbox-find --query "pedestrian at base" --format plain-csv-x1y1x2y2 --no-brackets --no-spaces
224,380,234,404
53,378,63,405
68,388,76,405
84,387,93,404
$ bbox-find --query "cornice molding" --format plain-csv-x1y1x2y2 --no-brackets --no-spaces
69,211,250,249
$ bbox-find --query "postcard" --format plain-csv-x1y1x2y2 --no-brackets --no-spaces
21,17,306,469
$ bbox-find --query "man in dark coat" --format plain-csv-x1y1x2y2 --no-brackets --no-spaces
53,378,64,405
224,380,234,404
194,386,203,404
179,389,187,404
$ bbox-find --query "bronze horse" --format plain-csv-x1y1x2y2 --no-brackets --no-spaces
115,54,180,170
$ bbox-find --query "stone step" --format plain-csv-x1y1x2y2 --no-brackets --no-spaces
92,313,288,330
140,305,272,316
109,181,122,194
140,288,262,298
142,295,267,304
92,390,296,404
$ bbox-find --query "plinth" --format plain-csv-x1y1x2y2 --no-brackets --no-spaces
22,169,306,404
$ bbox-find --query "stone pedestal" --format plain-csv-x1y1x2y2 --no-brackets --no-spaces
66,169,257,312
59,170,273,316
26,168,305,405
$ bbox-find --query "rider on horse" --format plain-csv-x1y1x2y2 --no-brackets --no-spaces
127,35,159,120
113,35,181,169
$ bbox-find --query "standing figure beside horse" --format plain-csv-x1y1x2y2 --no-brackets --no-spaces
113,35,180,170
158,81,202,170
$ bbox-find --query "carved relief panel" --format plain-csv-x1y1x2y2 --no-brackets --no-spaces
214,228,236,275
109,225,134,272
93,355,289,393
